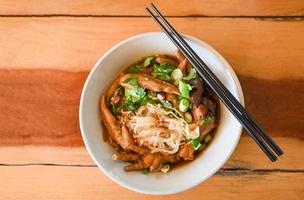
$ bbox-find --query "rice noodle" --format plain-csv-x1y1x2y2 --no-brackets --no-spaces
127,103,195,154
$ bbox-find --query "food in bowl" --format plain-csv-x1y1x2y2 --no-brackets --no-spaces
100,50,219,173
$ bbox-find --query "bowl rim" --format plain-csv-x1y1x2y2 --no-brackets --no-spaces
79,32,245,195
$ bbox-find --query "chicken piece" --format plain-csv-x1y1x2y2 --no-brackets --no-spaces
179,144,195,160
189,76,204,107
120,73,180,95
105,73,124,104
124,160,146,171
177,59,187,73
191,104,207,122
121,125,147,155
165,93,178,108
176,50,185,63
199,120,216,139
100,95,122,143
100,95,147,155
124,153,180,172
112,152,140,161
156,56,179,67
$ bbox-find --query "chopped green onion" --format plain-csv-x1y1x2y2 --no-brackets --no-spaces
204,134,212,143
202,116,212,126
128,65,143,73
123,77,138,86
179,98,190,112
184,112,193,123
198,143,206,152
171,68,183,82
159,164,170,173
191,138,201,151
183,68,197,80
144,56,154,67
142,168,150,175
178,80,192,98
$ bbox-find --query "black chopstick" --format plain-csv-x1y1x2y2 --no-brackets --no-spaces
150,3,283,157
145,4,284,161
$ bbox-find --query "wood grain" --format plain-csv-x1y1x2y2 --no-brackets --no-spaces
0,0,303,16
0,70,302,146
0,70,87,147
0,165,302,200
0,17,303,80
0,2,303,198
1,136,303,170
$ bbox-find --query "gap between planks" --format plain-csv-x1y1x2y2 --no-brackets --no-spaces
0,163,303,175
0,15,303,20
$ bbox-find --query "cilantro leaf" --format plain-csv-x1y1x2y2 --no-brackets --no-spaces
202,116,212,126
154,64,175,74
128,65,143,73
142,168,150,175
123,77,138,86
144,56,154,67
151,63,175,81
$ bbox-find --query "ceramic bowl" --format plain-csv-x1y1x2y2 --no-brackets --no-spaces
79,32,244,195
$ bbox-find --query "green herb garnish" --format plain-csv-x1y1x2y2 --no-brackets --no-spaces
197,143,206,152
178,80,192,99
151,63,175,81
202,116,212,126
183,68,197,80
128,65,143,73
123,77,150,111
204,134,212,143
191,138,202,151
144,56,154,67
124,77,138,86
142,168,150,175
171,68,183,82
179,98,191,112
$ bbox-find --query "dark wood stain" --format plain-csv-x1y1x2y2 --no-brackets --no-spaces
0,69,88,147
239,76,304,139
0,69,302,147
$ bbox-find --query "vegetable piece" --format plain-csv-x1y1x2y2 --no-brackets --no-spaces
197,143,206,152
202,116,212,126
171,68,183,82
188,126,200,140
159,164,170,173
123,77,138,86
120,73,180,95
183,68,197,80
151,63,175,81
178,80,192,98
184,112,193,123
204,134,212,143
123,77,150,111
142,168,150,175
128,65,143,73
191,138,201,151
144,56,154,67
179,98,190,112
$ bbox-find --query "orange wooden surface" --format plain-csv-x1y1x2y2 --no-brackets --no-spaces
0,1,303,199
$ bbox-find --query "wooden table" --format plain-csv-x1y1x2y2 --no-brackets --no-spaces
0,1,303,199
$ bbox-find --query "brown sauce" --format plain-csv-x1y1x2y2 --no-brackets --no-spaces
101,53,221,172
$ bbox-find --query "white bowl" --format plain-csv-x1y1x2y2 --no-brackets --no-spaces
79,32,244,195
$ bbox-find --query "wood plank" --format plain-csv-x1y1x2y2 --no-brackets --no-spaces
0,0,303,16
0,165,302,199
0,137,303,170
0,17,303,80
0,70,302,146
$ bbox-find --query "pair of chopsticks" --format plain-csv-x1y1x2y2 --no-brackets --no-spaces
145,3,283,161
